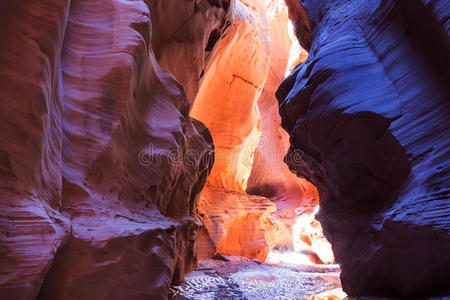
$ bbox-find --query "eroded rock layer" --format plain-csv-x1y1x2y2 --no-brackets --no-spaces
191,0,276,261
149,0,234,105
246,0,318,252
0,1,216,299
191,0,326,263
277,0,450,297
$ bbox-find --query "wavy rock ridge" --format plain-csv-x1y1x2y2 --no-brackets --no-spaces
149,0,234,105
0,0,230,299
190,0,322,262
191,0,276,261
2,0,448,298
277,0,450,297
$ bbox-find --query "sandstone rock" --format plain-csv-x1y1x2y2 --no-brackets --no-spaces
212,253,230,261
284,0,312,51
0,2,71,298
149,0,234,105
277,0,450,297
37,217,199,300
191,0,277,261
246,0,319,251
0,0,214,299
197,187,277,261
191,0,328,263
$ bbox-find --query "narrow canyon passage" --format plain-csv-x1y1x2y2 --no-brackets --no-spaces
188,0,328,264
168,1,344,298
0,0,448,299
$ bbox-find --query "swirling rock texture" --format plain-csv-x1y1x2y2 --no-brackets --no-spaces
191,0,276,262
277,0,450,297
191,0,324,262
246,0,319,252
149,0,234,105
0,2,69,298
0,0,217,299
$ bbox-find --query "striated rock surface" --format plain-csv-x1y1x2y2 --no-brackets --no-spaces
277,0,450,297
0,2,70,298
191,0,276,262
0,0,215,299
246,0,318,252
149,0,234,105
192,0,328,263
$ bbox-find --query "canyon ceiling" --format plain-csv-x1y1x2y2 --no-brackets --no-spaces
0,0,449,299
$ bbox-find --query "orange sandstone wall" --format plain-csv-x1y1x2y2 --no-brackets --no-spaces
191,0,275,261
247,0,317,251
191,0,319,261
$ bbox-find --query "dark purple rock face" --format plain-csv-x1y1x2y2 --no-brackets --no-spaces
277,0,450,297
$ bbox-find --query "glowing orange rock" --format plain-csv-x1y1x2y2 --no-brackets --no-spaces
244,1,326,259
293,206,335,264
197,187,277,261
191,0,276,261
191,0,329,263
307,288,347,300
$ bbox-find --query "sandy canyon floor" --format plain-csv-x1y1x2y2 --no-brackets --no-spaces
170,251,343,300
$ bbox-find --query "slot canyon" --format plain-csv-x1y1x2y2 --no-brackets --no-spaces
0,0,448,299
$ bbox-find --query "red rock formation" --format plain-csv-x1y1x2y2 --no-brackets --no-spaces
149,0,234,105
10,0,449,298
191,0,277,262
246,0,318,252
284,0,311,50
0,2,70,298
192,0,329,263
277,0,450,297
0,1,216,299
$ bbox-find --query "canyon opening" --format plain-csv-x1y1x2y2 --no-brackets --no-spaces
0,0,449,300
182,2,342,297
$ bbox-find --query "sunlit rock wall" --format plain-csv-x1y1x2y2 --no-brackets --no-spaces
246,0,318,252
277,0,450,297
191,0,321,262
0,0,221,299
191,0,276,262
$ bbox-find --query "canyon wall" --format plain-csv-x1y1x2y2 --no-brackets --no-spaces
190,0,324,263
277,0,450,297
246,1,318,253
3,0,447,298
149,0,234,105
0,0,231,299
191,0,277,261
